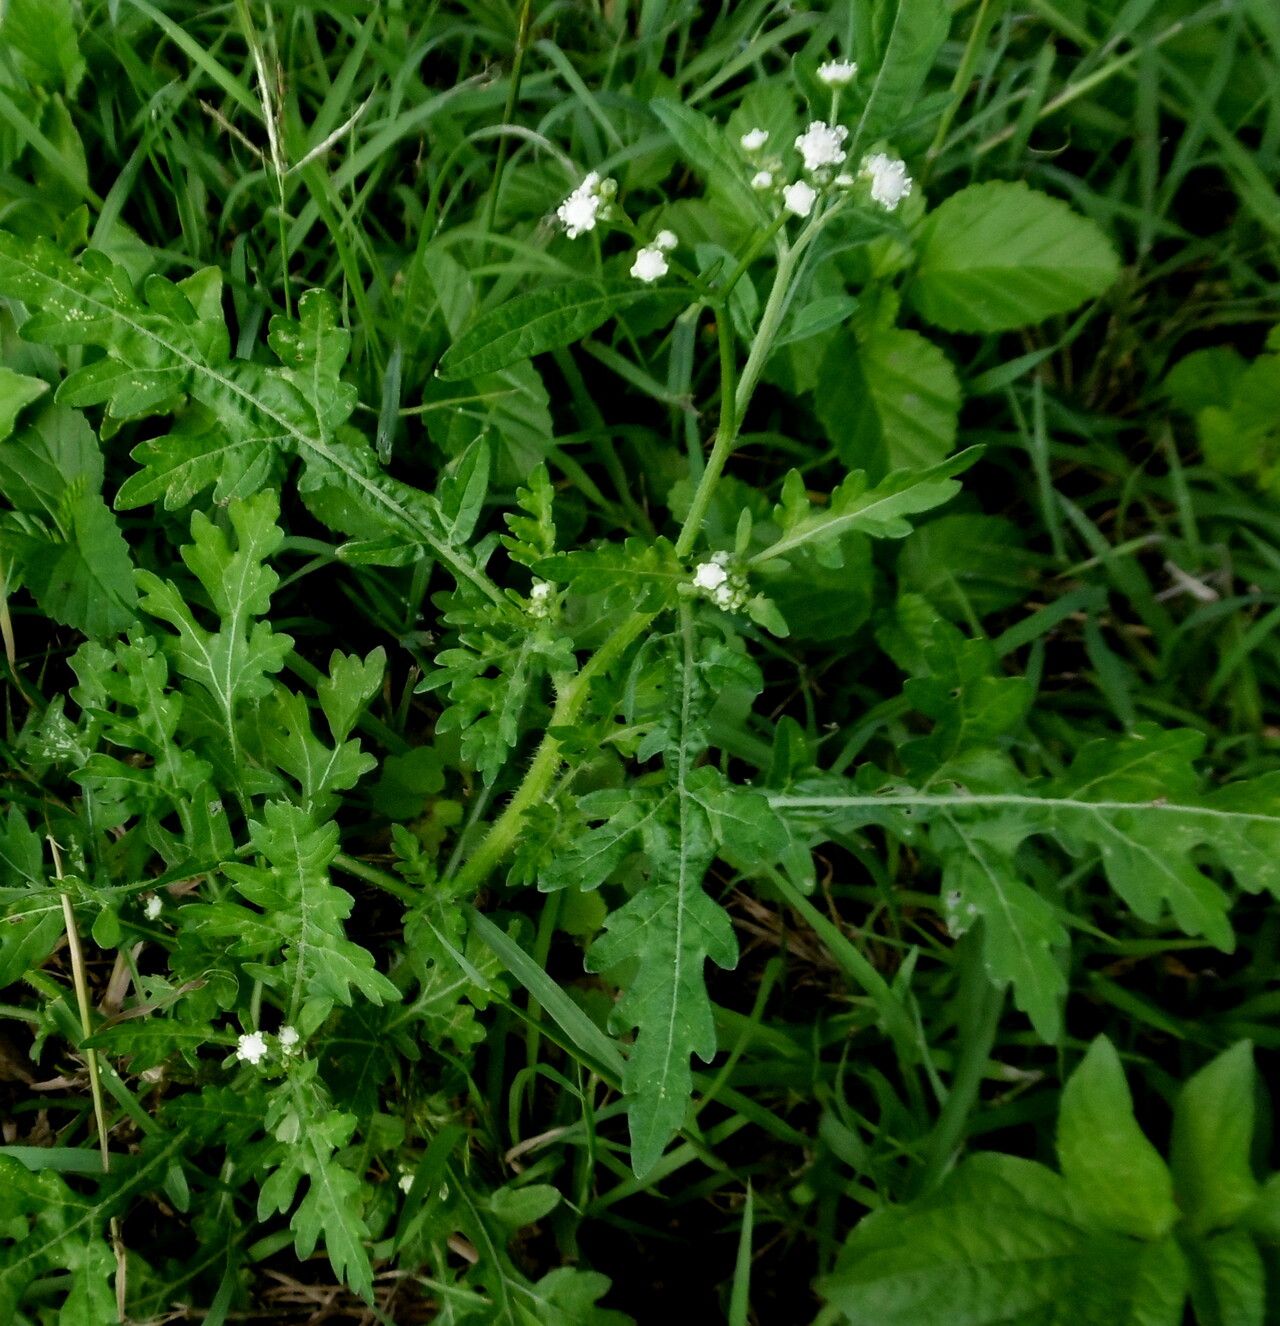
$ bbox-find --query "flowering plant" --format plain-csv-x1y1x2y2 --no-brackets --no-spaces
0,0,1276,1321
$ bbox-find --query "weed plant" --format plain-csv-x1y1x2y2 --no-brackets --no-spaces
0,0,1278,1322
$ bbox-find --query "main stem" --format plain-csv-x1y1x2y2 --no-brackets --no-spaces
449,609,654,893
451,214,821,889
674,236,806,559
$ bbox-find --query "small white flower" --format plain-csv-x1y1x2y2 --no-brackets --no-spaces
817,59,858,87
834,173,855,188
740,128,769,152
528,580,554,617
654,229,678,252
630,245,669,283
751,170,775,191
398,1172,414,1194
782,179,817,218
278,1025,300,1053
689,548,748,609
861,153,913,211
693,561,729,592
794,121,849,172
143,893,162,921
691,555,748,612
235,1031,269,1066
556,171,615,238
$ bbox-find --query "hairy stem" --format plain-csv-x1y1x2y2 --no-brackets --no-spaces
450,610,655,892
913,934,1004,1194
674,234,805,558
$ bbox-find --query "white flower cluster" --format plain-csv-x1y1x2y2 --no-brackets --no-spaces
783,179,817,218
142,892,163,921
527,580,554,617
738,98,914,222
691,552,748,612
741,118,853,222
556,171,617,238
235,1031,268,1065
234,1025,300,1067
817,59,858,87
740,127,779,193
860,152,913,211
630,228,678,283
794,120,848,173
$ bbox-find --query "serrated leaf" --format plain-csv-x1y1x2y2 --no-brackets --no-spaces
0,236,506,607
772,692,1280,1039
438,280,656,380
584,624,739,1175
502,463,557,566
220,801,399,1014
266,289,359,439
0,403,136,636
0,807,61,988
540,792,663,893
0,400,100,513
911,182,1120,332
316,647,386,743
934,815,1068,1040
586,806,735,1175
541,536,683,613
0,1139,185,1322
260,1066,374,1302
114,404,281,511
13,487,138,637
137,492,291,770
260,687,377,817
0,367,48,443
751,447,980,568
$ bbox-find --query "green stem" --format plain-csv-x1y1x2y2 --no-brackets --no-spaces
914,934,1004,1194
974,5,1220,157
482,0,534,248
449,204,829,889
50,838,128,1314
715,212,788,304
674,235,805,558
449,610,655,893
766,865,917,1055
334,853,419,905
923,0,994,177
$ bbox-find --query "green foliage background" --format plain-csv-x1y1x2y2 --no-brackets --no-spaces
0,0,1278,1321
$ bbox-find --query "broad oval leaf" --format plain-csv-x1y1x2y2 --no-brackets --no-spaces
815,326,959,475
1172,1042,1259,1235
820,1154,1189,1326
911,182,1120,333
1057,1037,1177,1240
